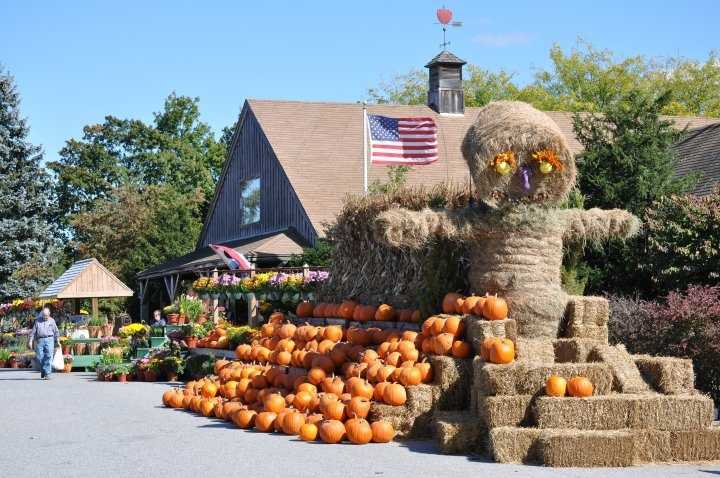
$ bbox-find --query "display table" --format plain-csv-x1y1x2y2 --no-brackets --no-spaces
188,347,236,359
65,338,101,369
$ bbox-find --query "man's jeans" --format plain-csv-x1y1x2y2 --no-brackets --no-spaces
35,337,54,377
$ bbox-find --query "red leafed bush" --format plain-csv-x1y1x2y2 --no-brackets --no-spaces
610,285,720,404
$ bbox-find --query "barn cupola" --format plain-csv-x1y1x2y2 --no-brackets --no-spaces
425,50,466,115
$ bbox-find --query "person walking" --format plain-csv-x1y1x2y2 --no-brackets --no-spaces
28,307,60,380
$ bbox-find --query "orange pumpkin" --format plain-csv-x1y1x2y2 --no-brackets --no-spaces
345,417,373,445
382,383,407,406
264,393,286,414
483,295,508,321
232,409,257,429
545,375,567,397
313,303,326,318
322,400,346,421
323,325,343,342
347,396,371,419
442,292,464,314
433,333,455,355
480,337,501,361
399,366,422,386
319,419,346,444
296,301,315,318
254,411,277,432
442,316,465,337
461,295,483,315
567,376,594,397
489,338,515,364
371,420,396,443
375,304,396,321
299,422,318,441
339,300,358,320
451,340,472,358
201,382,218,398
282,410,306,435
414,361,433,383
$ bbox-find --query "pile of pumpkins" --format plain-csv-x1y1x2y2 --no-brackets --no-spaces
194,326,231,349
441,292,508,320
296,300,421,323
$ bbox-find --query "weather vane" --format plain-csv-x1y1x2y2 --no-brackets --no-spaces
436,6,463,49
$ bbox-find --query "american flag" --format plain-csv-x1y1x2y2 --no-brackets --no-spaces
367,114,438,165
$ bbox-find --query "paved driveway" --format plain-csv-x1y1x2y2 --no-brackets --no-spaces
0,369,718,478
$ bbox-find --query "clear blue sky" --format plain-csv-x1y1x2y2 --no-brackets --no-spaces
2,0,718,164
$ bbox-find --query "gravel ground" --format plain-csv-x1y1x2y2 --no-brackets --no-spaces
0,369,718,478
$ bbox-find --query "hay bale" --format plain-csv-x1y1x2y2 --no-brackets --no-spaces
565,295,610,327
587,344,649,393
474,361,613,396
553,338,601,363
634,355,695,395
534,394,714,431
489,427,542,464
478,395,534,427
565,324,609,342
367,384,439,439
515,338,555,364
466,317,517,352
429,355,473,410
632,430,672,463
670,426,720,462
538,429,635,467
433,411,486,454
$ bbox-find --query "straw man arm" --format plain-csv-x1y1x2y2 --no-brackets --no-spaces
375,207,481,249
562,208,642,244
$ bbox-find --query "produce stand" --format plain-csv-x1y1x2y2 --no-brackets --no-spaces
65,338,101,370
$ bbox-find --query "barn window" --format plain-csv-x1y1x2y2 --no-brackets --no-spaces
240,177,261,225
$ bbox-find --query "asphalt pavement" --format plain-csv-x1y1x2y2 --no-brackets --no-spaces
0,369,718,478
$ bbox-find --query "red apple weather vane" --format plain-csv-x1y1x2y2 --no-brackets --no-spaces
436,6,463,49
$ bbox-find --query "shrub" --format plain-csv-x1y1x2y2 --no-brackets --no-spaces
609,285,720,403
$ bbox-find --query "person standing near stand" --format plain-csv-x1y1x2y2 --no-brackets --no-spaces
27,307,60,380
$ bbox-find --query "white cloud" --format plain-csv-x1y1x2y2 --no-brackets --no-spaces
473,32,533,47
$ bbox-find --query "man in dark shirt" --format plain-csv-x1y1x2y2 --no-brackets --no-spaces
28,307,60,380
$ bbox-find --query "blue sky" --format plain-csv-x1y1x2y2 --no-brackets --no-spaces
2,0,718,164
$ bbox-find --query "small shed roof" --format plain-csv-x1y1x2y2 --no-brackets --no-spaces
39,258,134,299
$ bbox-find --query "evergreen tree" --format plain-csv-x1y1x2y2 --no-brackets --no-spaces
573,89,698,296
0,67,62,299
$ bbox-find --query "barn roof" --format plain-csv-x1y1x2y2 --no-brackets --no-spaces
246,99,718,235
40,258,134,299
674,123,720,196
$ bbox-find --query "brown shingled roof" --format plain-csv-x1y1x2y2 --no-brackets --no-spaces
674,123,720,196
247,99,718,235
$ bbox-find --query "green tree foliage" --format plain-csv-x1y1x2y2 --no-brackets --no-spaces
286,239,334,267
573,90,698,295
642,191,720,294
49,93,226,219
368,42,720,118
70,185,205,286
0,67,63,300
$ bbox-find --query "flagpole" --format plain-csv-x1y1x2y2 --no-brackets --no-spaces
363,102,368,193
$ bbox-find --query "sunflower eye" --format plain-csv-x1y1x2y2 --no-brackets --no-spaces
490,151,516,176
531,149,563,174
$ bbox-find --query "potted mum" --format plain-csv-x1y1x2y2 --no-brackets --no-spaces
87,316,107,338
145,359,161,381
114,364,130,383
162,356,184,382
163,304,180,325
63,354,73,373
0,348,10,368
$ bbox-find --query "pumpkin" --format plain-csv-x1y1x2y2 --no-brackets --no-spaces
274,409,289,432
307,367,327,385
451,340,472,358
293,391,313,411
545,375,567,397
162,390,176,407
329,347,348,367
296,301,315,318
382,383,407,406
414,360,433,383
323,325,343,342
169,391,184,408
299,422,318,441
232,409,257,429
278,323,297,339
431,317,446,335
338,300,358,319
385,351,402,367
371,420,396,443
442,292,464,314
322,375,345,396
434,333,455,355
398,309,414,322
410,310,421,323
264,393,286,414
399,366,422,386
347,396,371,419
319,419,346,444
442,316,465,337
268,311,285,324
201,382,218,398
567,376,594,397
461,295,483,315
200,399,216,417
276,350,292,366
375,304,396,321
322,400,346,421
489,338,515,364
255,411,277,432
483,295,508,321
313,303,326,318
282,411,306,435
480,337,501,361
346,328,371,346
345,417,373,445
353,305,376,322
349,380,374,400
296,382,317,395
306,413,324,425
373,382,389,401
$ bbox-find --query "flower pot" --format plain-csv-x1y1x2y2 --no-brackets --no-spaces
178,314,187,325
8,358,18,368
103,323,114,337
88,326,102,338
87,342,100,355
73,343,87,355
117,373,127,383
63,363,72,373
185,337,198,348
144,370,158,382
167,313,179,325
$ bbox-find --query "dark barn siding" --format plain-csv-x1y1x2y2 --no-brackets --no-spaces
199,108,317,247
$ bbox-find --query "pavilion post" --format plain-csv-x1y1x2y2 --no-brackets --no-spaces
247,262,258,327
212,268,219,323
91,297,99,319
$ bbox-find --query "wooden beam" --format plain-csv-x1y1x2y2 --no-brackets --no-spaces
91,298,99,319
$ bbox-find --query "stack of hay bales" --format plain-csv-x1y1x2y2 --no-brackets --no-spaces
431,295,720,467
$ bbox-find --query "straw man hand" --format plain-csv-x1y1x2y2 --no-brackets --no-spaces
561,208,641,245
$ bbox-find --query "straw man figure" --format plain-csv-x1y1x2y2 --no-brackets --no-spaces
376,101,640,338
